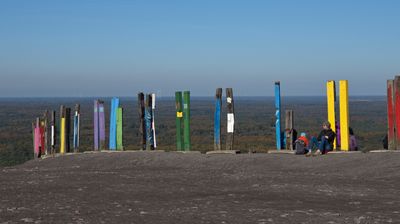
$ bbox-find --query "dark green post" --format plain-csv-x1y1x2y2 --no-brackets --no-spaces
183,91,191,151
175,91,183,151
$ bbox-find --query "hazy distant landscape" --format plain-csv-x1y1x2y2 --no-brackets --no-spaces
0,96,387,166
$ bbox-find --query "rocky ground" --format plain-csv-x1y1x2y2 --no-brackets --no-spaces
1,151,400,224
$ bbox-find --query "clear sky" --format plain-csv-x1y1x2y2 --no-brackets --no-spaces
0,0,399,97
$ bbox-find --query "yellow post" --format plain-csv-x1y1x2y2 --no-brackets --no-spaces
326,80,336,149
60,117,66,154
339,80,350,151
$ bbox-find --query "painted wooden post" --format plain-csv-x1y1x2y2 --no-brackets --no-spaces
175,91,183,151
145,94,154,150
51,110,56,155
183,91,191,151
39,119,45,157
339,80,350,151
152,93,157,149
60,105,66,154
109,97,119,150
394,76,400,150
116,107,123,150
274,82,282,150
73,104,80,152
226,88,235,151
387,80,396,150
65,107,71,153
214,88,222,151
285,110,294,150
138,93,146,150
94,100,99,151
43,110,49,156
32,121,36,158
99,101,106,150
326,80,337,149
35,118,40,158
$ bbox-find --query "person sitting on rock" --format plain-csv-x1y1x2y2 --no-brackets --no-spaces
306,121,336,156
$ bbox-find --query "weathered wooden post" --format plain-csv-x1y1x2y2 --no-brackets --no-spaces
285,110,294,150
394,76,400,150
326,80,337,149
339,80,350,151
226,88,234,151
152,93,157,149
214,88,222,151
60,105,66,154
116,107,123,150
99,101,106,150
43,110,49,156
145,94,154,150
274,82,282,150
109,97,119,150
32,121,36,158
50,110,56,155
387,80,396,150
183,91,191,151
138,93,146,150
34,118,40,158
65,107,71,153
175,91,183,151
94,100,99,151
73,104,80,152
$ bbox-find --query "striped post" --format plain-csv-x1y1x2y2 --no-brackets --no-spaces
51,110,56,155
274,82,282,150
339,80,350,151
387,80,396,150
326,80,337,149
214,88,222,151
116,107,123,150
152,93,157,149
183,91,191,151
226,88,235,151
175,91,183,151
73,104,80,152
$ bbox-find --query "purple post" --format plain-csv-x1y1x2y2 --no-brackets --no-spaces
94,100,99,151
99,101,106,150
335,121,341,147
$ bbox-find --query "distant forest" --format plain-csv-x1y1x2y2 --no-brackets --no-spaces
0,96,387,166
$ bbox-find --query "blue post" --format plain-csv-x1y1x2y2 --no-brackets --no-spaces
275,82,282,150
214,88,222,150
109,97,119,150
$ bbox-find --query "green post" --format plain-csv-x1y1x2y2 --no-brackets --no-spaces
183,91,191,151
116,107,123,150
175,91,183,151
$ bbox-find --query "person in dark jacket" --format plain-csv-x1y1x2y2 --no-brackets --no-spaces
306,121,336,156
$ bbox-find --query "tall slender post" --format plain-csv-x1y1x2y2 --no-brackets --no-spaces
109,97,119,150
183,91,191,151
394,76,400,150
51,110,56,155
32,121,36,158
339,80,350,151
98,101,106,150
326,80,337,149
285,110,294,150
138,93,146,150
226,88,235,151
145,94,154,150
94,100,99,151
73,104,80,152
35,118,40,158
152,93,157,149
175,91,183,151
60,105,66,154
116,107,123,150
274,82,282,150
387,80,396,150
65,108,71,153
43,110,49,156
214,88,222,151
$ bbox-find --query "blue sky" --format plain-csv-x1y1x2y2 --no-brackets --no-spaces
0,0,399,97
